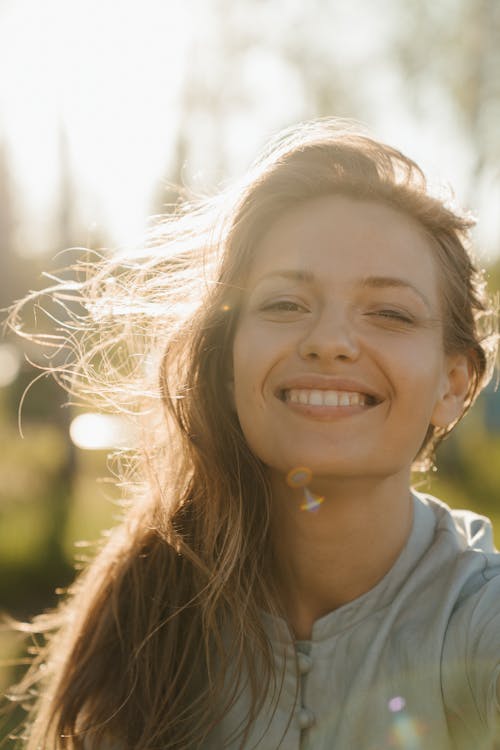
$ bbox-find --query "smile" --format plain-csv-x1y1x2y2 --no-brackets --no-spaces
282,389,379,407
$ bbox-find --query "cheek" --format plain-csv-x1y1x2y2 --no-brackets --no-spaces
232,321,279,390
377,332,444,378
232,326,278,449
232,330,261,415
395,360,447,424
232,377,266,461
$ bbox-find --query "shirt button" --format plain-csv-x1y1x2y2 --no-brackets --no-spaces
297,652,312,674
297,707,315,730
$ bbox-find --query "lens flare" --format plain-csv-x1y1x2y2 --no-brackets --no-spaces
388,696,405,713
286,466,324,511
286,466,312,488
387,698,427,749
299,487,325,512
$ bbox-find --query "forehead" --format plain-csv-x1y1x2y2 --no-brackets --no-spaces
247,195,440,303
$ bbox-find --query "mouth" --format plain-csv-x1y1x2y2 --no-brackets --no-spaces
278,388,381,408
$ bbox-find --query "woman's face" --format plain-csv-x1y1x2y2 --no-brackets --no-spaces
232,195,467,484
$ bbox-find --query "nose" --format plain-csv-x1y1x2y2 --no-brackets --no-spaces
298,307,360,362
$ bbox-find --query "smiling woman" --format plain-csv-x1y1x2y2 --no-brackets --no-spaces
232,196,462,485
5,119,500,749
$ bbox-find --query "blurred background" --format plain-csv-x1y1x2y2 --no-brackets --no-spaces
1,0,500,740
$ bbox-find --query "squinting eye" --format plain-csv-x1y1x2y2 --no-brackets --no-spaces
369,309,414,323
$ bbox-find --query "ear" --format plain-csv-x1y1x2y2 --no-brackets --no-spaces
430,353,472,429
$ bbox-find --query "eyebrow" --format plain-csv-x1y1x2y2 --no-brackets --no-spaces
253,270,432,310
253,269,315,285
360,275,432,310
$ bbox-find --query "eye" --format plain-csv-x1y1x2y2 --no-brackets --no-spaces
261,299,307,313
367,308,415,324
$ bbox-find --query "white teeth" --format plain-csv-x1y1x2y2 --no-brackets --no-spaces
324,391,339,406
285,389,368,406
309,390,323,406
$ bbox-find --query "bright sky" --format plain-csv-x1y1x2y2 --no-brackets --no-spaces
0,0,191,251
1,0,499,261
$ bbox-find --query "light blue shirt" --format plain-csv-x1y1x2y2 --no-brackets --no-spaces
204,492,500,749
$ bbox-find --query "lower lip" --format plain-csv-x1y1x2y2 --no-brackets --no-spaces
280,398,378,421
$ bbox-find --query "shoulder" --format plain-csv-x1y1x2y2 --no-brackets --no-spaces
415,491,500,628
414,490,497,554
416,493,500,731
441,570,500,733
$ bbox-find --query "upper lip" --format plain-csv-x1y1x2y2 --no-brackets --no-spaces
275,376,384,403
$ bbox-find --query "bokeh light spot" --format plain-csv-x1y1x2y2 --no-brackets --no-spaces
388,696,406,713
70,413,132,450
0,344,21,388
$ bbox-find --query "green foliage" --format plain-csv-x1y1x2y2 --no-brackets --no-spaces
416,392,500,547
0,414,118,747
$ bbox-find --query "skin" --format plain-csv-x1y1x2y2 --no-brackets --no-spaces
232,195,470,639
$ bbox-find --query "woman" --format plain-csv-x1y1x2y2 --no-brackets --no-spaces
7,119,499,748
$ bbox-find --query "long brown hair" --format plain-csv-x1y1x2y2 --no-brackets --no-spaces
5,119,498,748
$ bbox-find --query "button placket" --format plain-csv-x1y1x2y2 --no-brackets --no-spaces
295,647,315,733
297,706,315,730
297,651,312,675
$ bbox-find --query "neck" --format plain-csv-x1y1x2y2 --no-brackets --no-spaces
270,472,414,640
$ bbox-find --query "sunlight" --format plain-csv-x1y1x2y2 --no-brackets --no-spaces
0,0,497,260
0,0,192,251
69,412,132,450
0,344,22,388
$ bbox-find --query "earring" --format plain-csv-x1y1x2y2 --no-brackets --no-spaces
286,466,325,512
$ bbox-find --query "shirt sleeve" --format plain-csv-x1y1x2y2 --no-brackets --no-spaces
442,566,500,735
